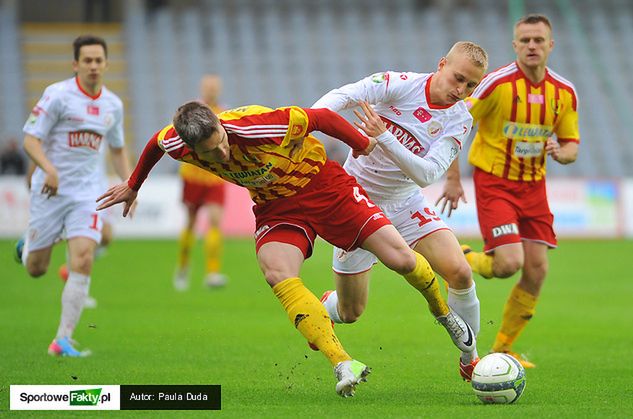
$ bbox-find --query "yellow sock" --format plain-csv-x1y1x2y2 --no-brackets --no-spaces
204,227,223,274
465,250,494,279
178,229,195,269
492,284,537,352
272,277,351,366
404,252,449,318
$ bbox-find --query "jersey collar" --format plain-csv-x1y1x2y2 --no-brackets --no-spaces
425,74,454,110
75,76,102,100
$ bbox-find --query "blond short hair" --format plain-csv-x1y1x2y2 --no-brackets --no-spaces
447,41,489,73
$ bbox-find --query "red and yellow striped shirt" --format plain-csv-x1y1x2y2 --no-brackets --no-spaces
128,105,369,205
466,62,579,181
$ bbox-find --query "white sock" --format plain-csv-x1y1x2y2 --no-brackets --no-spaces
448,284,480,363
55,271,90,340
322,290,343,324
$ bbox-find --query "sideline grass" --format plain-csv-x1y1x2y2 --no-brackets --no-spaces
1,238,632,417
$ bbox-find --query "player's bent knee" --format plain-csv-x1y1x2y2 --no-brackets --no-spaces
262,269,293,287
445,262,473,288
495,258,522,278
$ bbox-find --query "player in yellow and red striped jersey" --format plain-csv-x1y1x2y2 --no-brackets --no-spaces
437,14,580,368
174,75,230,291
98,101,476,397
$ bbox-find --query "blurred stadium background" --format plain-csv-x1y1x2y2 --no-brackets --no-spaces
1,0,632,239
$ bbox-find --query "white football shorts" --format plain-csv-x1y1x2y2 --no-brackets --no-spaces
26,192,102,252
332,191,449,274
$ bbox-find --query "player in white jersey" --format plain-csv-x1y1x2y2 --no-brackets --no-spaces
311,42,488,380
16,35,133,357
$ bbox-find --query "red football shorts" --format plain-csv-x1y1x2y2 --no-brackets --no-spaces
182,180,225,208
473,168,557,252
253,160,391,258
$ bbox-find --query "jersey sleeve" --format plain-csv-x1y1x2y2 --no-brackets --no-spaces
374,112,472,188
303,107,369,150
312,71,407,111
127,129,166,191
554,89,580,143
106,98,125,148
22,85,63,139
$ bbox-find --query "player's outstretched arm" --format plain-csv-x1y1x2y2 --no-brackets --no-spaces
435,159,467,217
96,183,137,217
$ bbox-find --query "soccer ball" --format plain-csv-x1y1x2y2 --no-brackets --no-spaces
471,353,526,404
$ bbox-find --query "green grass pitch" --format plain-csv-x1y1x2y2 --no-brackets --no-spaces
1,238,633,417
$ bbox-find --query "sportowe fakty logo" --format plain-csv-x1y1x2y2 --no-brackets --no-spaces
19,388,111,406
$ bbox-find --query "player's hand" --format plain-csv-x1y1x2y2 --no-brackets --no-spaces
435,178,467,217
545,137,561,162
41,169,59,198
353,101,387,138
352,137,377,158
96,182,138,218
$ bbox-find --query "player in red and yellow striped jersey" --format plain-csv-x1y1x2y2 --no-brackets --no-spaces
174,75,229,291
437,14,580,368
98,101,476,396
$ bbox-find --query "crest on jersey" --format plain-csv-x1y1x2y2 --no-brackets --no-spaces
427,120,443,138
87,105,100,116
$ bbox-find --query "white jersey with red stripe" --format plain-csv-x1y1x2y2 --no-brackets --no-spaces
23,76,124,199
313,71,473,203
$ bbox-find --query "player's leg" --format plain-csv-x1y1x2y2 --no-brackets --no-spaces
414,229,480,378
325,246,377,324
257,225,369,396
491,241,547,369
361,225,475,353
49,205,101,357
174,201,198,291
203,201,227,287
19,193,66,277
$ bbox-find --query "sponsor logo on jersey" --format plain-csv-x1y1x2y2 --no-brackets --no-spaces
413,107,432,123
380,117,425,154
68,130,103,150
514,141,544,158
427,120,443,138
389,106,402,116
502,121,553,140
225,161,275,187
87,105,100,116
491,223,519,238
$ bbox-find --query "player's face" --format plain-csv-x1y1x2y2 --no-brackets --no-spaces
434,55,484,105
72,44,108,91
194,125,230,163
513,22,554,69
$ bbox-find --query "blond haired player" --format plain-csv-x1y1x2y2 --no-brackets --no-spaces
438,15,580,368
312,41,488,381
174,74,229,290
